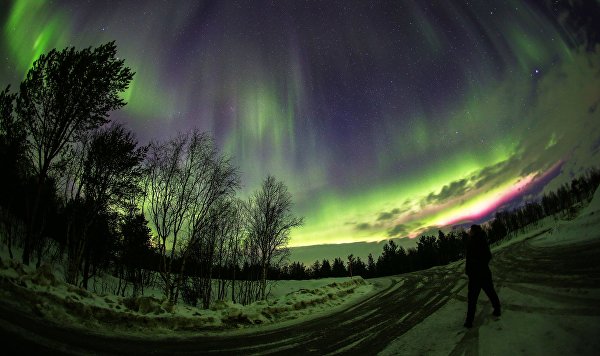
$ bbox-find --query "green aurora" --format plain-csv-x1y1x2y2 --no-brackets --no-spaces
2,0,599,247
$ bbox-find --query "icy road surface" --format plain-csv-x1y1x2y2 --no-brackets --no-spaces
2,228,600,354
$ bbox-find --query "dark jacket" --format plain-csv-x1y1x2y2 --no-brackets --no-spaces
465,234,492,278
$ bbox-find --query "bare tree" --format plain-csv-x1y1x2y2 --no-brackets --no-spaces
146,133,198,303
145,130,239,303
246,175,303,299
236,235,262,305
16,42,133,265
220,199,244,303
230,203,245,303
183,197,239,308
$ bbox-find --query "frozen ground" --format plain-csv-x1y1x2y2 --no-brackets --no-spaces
0,253,372,337
381,187,600,355
1,187,599,354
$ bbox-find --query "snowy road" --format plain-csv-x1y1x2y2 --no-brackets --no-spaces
1,265,464,355
444,229,600,356
3,230,600,355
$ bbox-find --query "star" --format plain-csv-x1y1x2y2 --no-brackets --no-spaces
1,0,595,247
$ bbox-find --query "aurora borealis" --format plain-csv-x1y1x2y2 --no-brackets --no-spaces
1,1,599,248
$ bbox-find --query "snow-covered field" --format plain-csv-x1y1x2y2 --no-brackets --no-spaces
1,188,599,353
0,245,373,337
381,187,600,355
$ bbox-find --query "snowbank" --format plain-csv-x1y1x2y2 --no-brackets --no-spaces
0,256,371,336
531,187,600,247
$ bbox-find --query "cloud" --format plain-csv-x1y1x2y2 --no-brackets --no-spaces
515,50,600,190
377,211,394,221
388,223,408,237
471,159,516,189
417,225,443,238
376,207,406,221
355,222,371,230
424,178,471,205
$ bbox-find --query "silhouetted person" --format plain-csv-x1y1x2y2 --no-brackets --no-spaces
464,224,501,328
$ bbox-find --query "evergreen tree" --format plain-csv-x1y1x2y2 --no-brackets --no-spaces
310,260,321,278
331,257,346,277
320,259,332,277
367,253,376,278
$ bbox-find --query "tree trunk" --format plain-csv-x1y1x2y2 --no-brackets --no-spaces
173,247,192,304
231,267,236,304
261,264,267,300
82,249,91,290
23,171,47,265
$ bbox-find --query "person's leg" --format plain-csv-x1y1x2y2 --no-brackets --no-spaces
481,276,501,316
465,278,481,327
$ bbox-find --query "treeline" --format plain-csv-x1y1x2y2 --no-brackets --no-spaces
270,231,465,280
276,168,600,280
0,42,302,308
486,168,600,244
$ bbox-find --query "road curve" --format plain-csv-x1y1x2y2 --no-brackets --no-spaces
1,266,465,355
2,231,599,355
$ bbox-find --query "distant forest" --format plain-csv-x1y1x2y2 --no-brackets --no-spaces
276,169,600,280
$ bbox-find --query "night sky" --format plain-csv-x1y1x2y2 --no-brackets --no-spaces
2,0,599,247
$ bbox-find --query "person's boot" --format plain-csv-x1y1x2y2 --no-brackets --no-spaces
463,320,473,328
493,306,501,317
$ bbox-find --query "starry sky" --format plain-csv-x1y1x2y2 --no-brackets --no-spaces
2,0,599,247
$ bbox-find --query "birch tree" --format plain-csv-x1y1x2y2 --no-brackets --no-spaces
146,130,238,303
246,175,303,299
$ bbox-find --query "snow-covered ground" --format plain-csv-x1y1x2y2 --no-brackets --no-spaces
381,187,600,355
0,244,374,337
1,188,599,353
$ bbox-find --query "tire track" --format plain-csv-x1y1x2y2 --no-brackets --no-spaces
5,232,599,354
449,234,600,356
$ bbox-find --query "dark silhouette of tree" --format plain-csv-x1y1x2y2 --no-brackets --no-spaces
246,175,304,299
331,257,346,277
376,240,398,275
347,254,354,277
81,124,146,213
417,234,438,269
146,130,239,303
350,256,367,278
223,199,245,304
62,123,146,288
434,230,463,265
436,230,449,265
287,261,309,280
17,41,134,265
184,197,241,308
487,212,508,243
0,86,28,184
0,86,29,259
310,260,321,278
367,253,376,278
119,212,154,296
320,259,332,277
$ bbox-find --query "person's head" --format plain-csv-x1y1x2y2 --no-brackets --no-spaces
469,224,484,239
